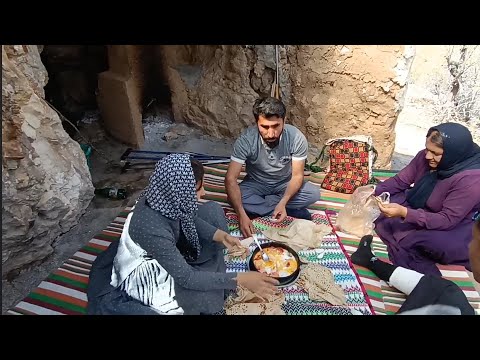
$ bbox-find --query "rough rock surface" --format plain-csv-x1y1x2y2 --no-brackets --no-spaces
159,45,413,168
159,45,260,139
286,45,414,168
2,45,94,278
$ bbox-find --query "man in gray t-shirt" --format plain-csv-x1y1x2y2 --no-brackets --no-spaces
225,97,321,238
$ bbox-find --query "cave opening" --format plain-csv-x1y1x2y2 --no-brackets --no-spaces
40,45,174,148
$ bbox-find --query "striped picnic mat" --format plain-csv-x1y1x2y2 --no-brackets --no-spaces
7,209,130,315
8,164,480,315
306,169,480,315
201,164,480,315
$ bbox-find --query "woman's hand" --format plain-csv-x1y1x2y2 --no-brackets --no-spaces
213,229,242,250
378,202,408,218
222,234,242,250
236,272,280,299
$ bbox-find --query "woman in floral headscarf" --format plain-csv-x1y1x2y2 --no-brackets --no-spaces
87,154,278,315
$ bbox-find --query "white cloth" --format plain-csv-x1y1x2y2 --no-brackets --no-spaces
110,209,183,315
388,267,425,296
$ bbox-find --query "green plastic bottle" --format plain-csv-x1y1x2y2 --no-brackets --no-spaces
94,187,127,200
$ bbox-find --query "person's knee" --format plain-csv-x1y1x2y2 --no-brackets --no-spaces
308,185,321,203
198,200,224,215
226,195,250,209
238,185,254,202
298,183,321,207
197,201,228,231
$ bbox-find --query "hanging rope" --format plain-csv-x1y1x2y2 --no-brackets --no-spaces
270,45,281,99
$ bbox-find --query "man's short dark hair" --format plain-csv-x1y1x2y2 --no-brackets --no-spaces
252,97,286,121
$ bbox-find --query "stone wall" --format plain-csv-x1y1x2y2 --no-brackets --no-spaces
159,45,413,168
2,45,94,278
287,45,414,168
158,45,260,139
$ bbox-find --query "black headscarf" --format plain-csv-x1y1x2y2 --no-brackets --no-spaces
406,122,480,209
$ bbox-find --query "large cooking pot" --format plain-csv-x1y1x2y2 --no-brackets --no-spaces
248,241,301,287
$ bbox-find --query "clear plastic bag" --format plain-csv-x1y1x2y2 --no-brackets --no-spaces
336,185,390,238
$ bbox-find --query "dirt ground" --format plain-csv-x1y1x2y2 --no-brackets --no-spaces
2,112,478,314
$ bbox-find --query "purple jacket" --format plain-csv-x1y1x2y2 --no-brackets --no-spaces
375,150,480,242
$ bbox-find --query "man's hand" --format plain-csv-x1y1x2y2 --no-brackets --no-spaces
276,159,304,220
225,160,254,238
378,202,408,218
239,213,255,238
272,201,287,223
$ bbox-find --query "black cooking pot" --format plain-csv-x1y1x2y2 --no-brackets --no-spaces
248,241,301,287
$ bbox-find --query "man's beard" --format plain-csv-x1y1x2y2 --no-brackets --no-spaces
265,138,280,148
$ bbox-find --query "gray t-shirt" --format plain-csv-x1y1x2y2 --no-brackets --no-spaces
231,124,308,185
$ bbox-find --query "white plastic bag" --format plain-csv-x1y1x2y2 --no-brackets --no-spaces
336,185,390,237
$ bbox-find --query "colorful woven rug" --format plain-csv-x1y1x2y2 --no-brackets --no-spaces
223,213,374,315
202,164,480,315
7,164,480,315
325,211,480,315
7,209,130,315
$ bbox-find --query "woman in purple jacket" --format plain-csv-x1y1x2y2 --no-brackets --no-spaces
373,122,480,276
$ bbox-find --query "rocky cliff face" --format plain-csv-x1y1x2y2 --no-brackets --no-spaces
158,45,260,139
287,45,414,168
159,45,413,168
2,45,94,278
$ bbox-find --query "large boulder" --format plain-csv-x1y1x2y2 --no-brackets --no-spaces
2,45,94,278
